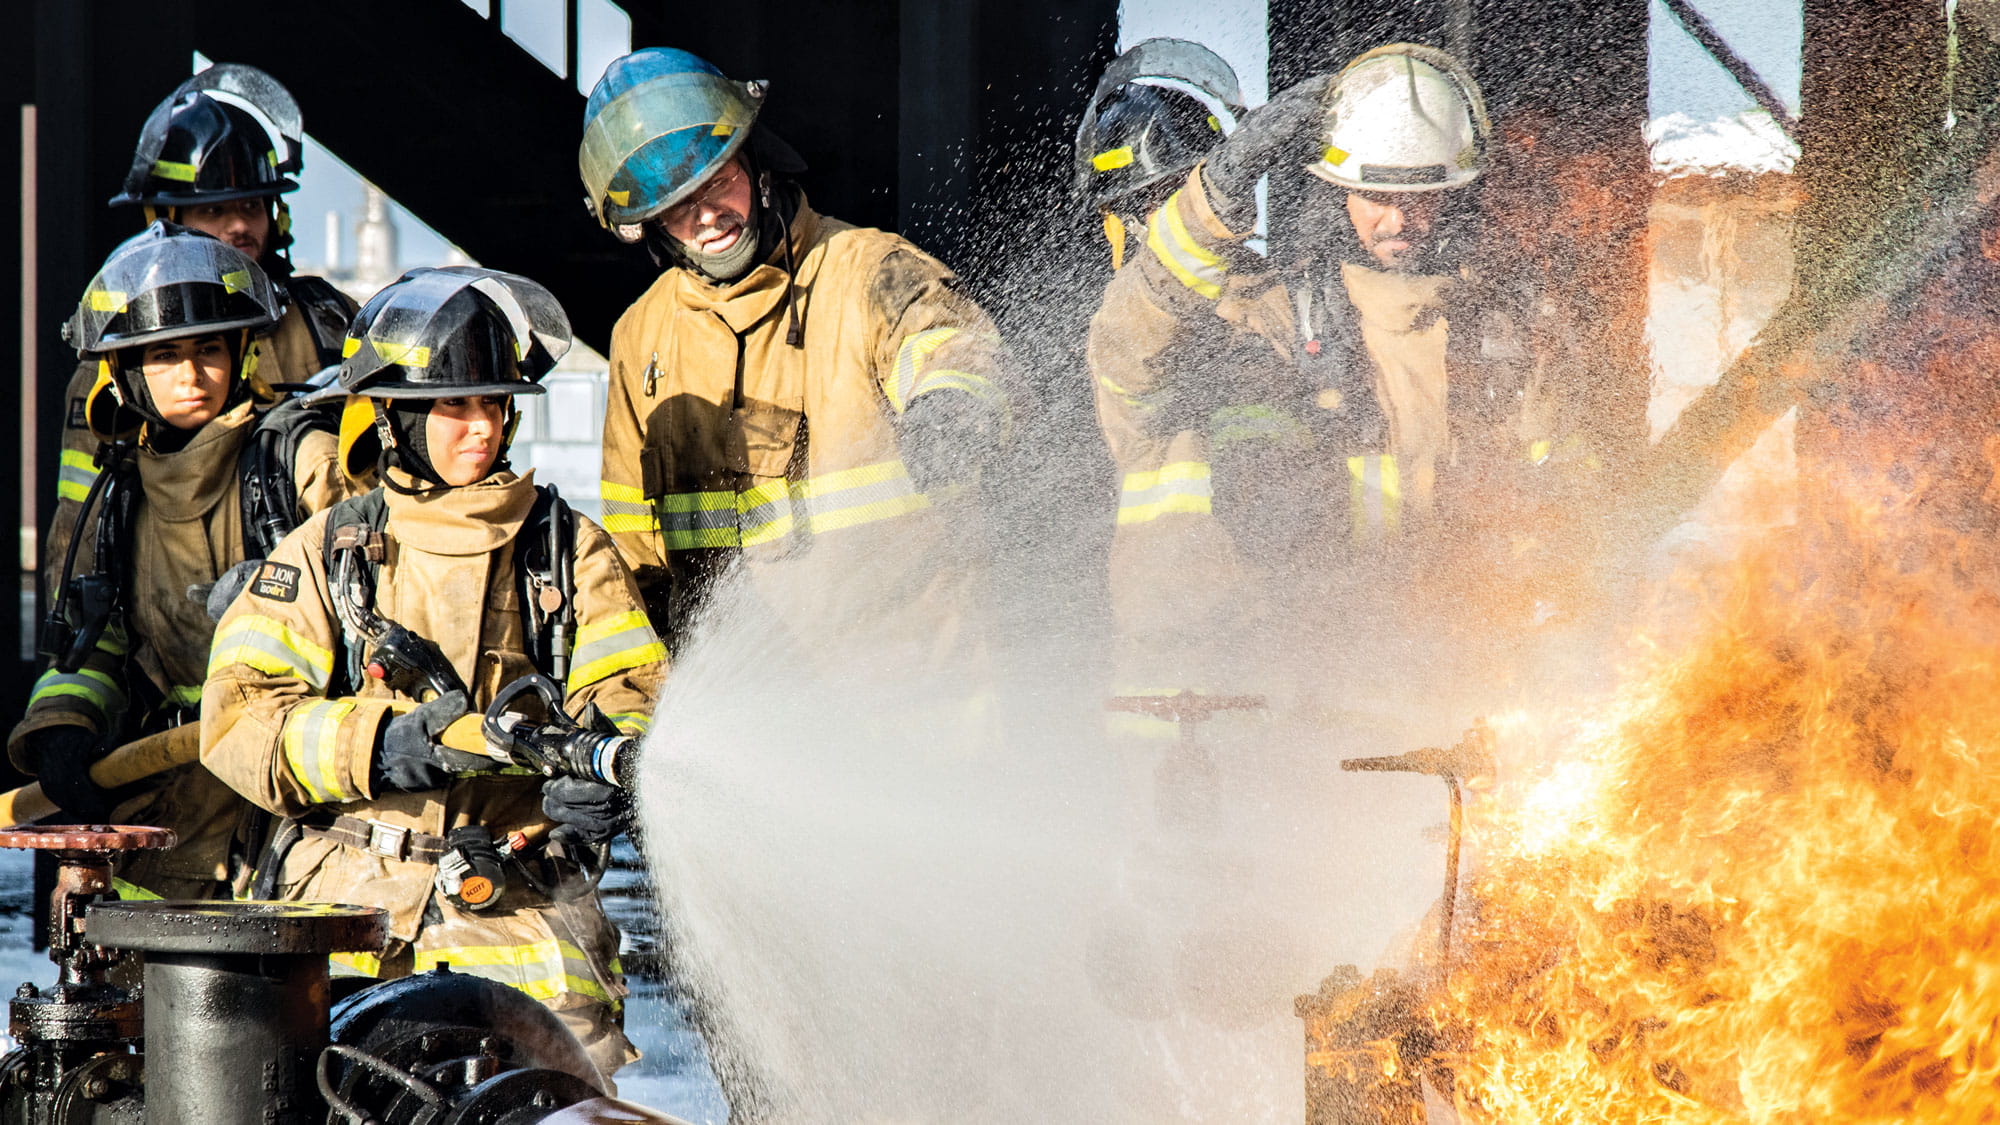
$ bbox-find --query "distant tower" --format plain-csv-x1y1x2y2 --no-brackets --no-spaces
353,184,399,289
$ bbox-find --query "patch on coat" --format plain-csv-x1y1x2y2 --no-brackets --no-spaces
250,561,302,603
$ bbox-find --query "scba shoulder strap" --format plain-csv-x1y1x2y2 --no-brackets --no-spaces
239,395,343,560
319,484,578,697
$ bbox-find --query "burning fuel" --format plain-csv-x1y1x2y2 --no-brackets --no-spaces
1429,472,2000,1122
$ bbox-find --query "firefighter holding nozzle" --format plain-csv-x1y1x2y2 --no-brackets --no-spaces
201,267,667,1079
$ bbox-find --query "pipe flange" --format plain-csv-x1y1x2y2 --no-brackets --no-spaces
85,901,389,956
10,984,143,1043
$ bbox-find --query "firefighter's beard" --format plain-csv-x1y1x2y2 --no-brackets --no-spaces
681,205,762,283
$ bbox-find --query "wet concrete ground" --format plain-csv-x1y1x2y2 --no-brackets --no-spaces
0,840,731,1123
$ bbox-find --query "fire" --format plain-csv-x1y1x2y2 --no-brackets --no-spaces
1431,474,2000,1122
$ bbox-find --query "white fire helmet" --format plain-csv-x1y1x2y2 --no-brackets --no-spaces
1307,43,1491,193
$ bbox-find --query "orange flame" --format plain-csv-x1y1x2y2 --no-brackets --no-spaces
1432,471,2000,1122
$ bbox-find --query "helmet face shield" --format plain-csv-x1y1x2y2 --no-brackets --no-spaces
1076,38,1246,206
333,267,572,400
111,63,304,208
581,68,764,229
70,222,280,353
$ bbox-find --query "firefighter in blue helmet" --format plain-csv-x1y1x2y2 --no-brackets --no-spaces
582,48,1022,648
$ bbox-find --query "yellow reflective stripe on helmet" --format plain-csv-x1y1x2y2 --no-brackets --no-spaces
736,480,794,547
220,269,252,294
208,615,335,692
886,328,961,414
1146,189,1225,299
567,611,666,694
1093,146,1136,171
88,290,129,313
598,480,659,537
370,340,431,368
330,951,383,978
29,667,126,713
111,878,163,901
1117,461,1212,525
659,489,740,549
413,939,613,1003
280,698,359,804
1346,454,1401,541
795,461,928,535
57,449,100,502
151,159,199,182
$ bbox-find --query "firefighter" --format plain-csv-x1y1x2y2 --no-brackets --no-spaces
581,48,1019,648
201,266,665,1079
51,64,359,595
1074,38,1243,271
8,222,354,899
1089,44,1546,712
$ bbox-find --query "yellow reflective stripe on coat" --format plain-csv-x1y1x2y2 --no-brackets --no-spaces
1146,189,1225,299
598,480,659,536
794,461,928,534
1347,454,1401,541
165,684,203,708
566,611,666,695
280,698,360,804
111,878,163,901
1117,461,1213,525
414,939,614,1003
57,449,100,502
208,615,335,692
605,711,651,737
654,460,929,549
28,667,127,713
330,951,383,978
885,327,960,414
659,490,740,550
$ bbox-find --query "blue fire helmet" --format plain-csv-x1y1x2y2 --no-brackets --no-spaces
579,48,767,235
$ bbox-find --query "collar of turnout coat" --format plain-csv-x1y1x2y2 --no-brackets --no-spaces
381,468,539,556
135,398,258,523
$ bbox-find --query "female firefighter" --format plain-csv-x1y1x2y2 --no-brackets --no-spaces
200,266,666,1080
7,221,352,900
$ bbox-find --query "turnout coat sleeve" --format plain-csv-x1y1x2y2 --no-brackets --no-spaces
200,510,396,817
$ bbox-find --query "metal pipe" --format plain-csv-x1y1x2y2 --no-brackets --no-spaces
1656,0,1798,136
140,951,330,1125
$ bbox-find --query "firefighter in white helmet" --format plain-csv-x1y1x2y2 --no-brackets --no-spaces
1089,44,1550,714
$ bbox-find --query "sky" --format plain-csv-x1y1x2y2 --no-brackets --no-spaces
239,0,1805,276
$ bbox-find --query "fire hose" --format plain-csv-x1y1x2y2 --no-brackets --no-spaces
0,708,488,827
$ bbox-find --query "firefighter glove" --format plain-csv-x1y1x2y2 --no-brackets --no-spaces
1203,73,1333,226
542,776,630,847
32,725,121,825
373,691,485,792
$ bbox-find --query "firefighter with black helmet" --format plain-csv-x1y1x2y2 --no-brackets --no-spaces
582,48,1022,651
201,267,665,1080
1075,38,1244,270
49,66,360,621
8,222,356,899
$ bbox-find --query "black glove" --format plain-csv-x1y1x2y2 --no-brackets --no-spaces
200,558,266,623
899,390,1005,493
541,776,630,847
1203,74,1334,226
32,726,120,824
371,691,486,793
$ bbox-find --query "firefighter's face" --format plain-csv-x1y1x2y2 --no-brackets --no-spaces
428,395,508,486
659,156,754,256
177,197,272,260
1344,189,1444,270
140,333,233,430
